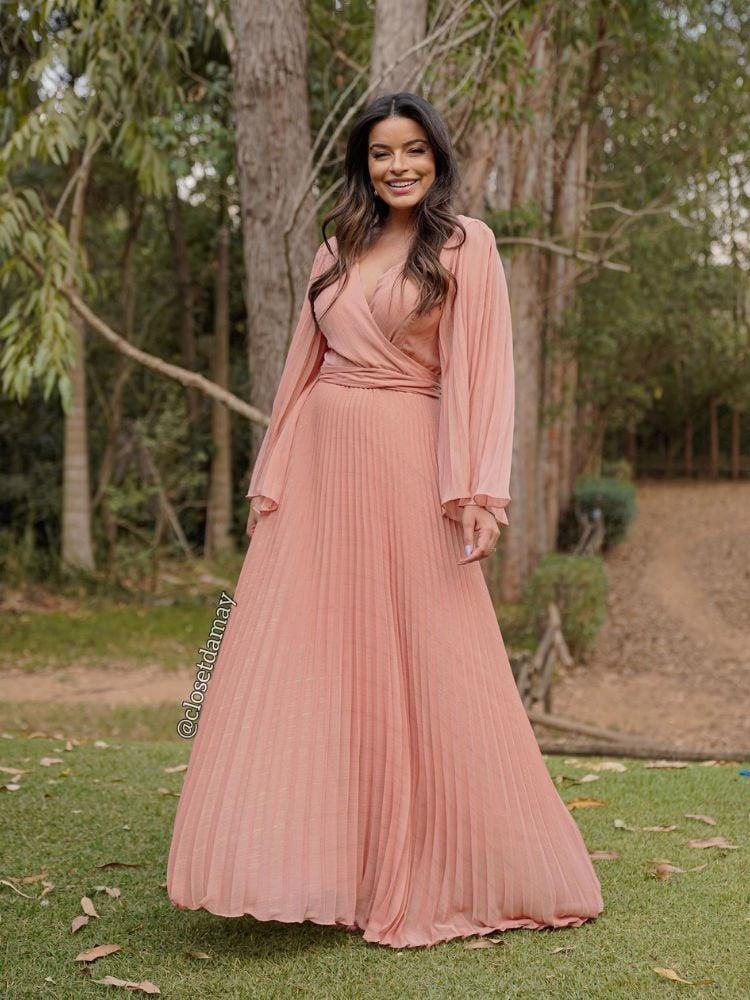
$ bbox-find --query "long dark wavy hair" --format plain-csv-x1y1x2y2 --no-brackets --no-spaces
309,92,467,328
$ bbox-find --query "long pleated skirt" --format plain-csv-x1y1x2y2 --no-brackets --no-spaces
166,378,604,949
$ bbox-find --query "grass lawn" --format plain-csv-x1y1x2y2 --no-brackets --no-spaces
1,727,748,1000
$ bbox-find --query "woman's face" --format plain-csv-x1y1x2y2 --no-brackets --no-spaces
367,116,436,212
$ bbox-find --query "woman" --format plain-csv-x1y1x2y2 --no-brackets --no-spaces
167,91,604,949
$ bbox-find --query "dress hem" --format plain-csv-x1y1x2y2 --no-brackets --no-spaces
168,895,603,950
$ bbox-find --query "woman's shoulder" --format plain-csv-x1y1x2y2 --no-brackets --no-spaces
316,234,338,258
442,214,496,260
455,214,496,244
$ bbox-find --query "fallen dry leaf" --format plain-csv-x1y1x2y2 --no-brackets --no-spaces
551,945,576,953
585,761,627,772
642,824,678,832
164,763,188,773
649,862,686,880
686,836,739,850
644,760,689,769
6,871,49,885
75,943,122,963
92,976,160,994
653,967,714,985
464,936,505,949
71,915,90,933
566,797,607,810
39,757,64,767
95,862,142,870
93,885,122,898
184,949,210,960
684,813,716,825
589,850,620,860
81,896,99,918
0,765,29,774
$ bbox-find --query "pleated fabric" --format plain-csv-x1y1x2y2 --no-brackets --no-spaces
166,376,604,949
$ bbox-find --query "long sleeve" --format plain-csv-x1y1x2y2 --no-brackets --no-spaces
245,241,332,512
437,218,515,527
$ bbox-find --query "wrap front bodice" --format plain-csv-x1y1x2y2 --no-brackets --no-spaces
246,215,515,527
315,259,443,398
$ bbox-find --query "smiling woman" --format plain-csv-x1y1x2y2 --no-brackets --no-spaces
166,91,604,950
368,117,437,219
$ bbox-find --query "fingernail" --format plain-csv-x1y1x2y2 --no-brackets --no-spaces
464,544,473,557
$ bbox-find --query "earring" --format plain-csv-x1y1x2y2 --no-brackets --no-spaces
372,185,378,198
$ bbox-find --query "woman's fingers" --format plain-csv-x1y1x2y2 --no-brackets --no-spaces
456,507,499,564
246,505,259,540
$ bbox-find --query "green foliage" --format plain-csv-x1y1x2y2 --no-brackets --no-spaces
0,188,80,407
561,0,750,463
559,476,637,551
522,552,609,659
0,0,223,407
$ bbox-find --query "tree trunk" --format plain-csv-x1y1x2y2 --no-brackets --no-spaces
370,0,428,94
625,429,637,473
491,24,554,601
729,406,740,480
229,0,318,476
205,186,235,558
166,189,200,427
664,431,680,476
684,413,694,478
62,313,95,571
95,190,143,568
542,118,588,561
708,393,719,479
61,149,96,572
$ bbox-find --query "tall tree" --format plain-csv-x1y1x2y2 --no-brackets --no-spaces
229,0,319,473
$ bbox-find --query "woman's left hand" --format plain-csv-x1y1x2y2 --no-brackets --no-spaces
456,504,500,564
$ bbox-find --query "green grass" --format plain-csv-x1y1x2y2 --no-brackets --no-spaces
0,603,218,672
1,733,748,1000
0,555,247,672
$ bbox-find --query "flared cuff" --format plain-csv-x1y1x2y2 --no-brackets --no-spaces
244,492,278,513
441,495,510,527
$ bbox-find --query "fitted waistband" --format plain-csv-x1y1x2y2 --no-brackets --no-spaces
316,364,441,399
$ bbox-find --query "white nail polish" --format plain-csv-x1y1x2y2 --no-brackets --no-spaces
464,544,472,557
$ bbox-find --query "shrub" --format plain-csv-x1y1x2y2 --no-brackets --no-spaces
559,474,637,551
522,551,609,660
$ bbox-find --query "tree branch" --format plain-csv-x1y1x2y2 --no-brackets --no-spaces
20,251,270,425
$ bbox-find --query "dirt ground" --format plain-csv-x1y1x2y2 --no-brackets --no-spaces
2,480,749,755
552,480,750,754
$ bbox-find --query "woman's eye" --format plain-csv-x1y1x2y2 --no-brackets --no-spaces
373,148,427,159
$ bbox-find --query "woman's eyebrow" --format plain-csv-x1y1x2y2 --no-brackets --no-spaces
369,139,427,150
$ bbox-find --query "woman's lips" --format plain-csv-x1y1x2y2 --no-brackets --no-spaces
384,179,418,195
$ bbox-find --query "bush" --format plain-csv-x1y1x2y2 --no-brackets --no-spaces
558,474,637,551
522,551,608,660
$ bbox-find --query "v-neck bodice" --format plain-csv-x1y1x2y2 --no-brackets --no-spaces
316,243,445,393
356,257,407,306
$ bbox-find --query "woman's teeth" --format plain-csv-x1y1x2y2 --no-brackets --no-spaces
387,180,417,190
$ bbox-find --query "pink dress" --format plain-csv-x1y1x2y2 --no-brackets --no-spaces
166,214,604,949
